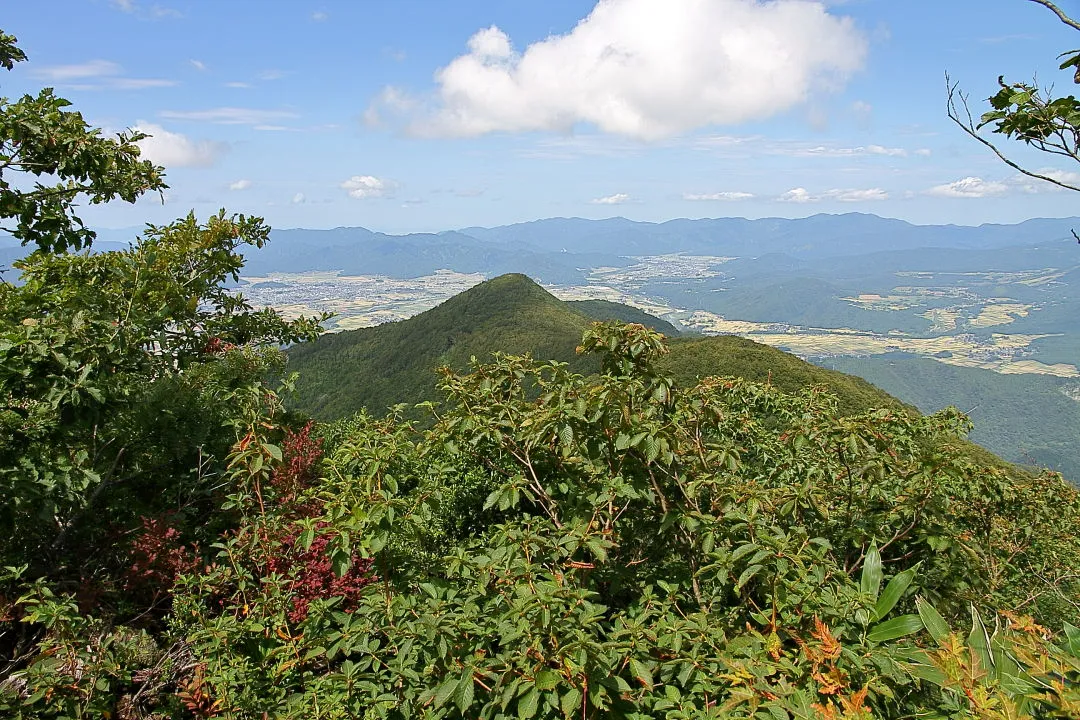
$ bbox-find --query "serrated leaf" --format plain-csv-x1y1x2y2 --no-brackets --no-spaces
737,564,762,590
434,677,457,708
560,687,582,717
518,687,539,719
731,542,758,562
454,668,475,712
534,669,559,691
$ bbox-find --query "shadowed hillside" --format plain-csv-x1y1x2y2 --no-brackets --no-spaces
822,353,1080,481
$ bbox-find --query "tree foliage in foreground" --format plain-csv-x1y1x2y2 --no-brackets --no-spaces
7,317,1080,718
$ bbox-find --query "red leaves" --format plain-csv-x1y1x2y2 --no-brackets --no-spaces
125,514,199,596
269,421,323,499
268,522,376,624
201,337,236,355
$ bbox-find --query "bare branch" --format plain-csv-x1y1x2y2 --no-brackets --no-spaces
946,73,1080,193
1027,0,1080,32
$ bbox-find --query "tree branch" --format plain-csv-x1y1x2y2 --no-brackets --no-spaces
1027,0,1080,32
946,73,1080,192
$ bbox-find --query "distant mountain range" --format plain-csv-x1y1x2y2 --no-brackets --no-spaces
243,213,1080,282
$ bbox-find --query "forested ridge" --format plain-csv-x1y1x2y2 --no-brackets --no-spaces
5,24,1080,720
285,273,905,421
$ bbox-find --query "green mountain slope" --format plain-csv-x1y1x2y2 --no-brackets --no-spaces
287,274,908,421
820,353,1080,481
661,336,906,417
286,275,598,418
565,299,683,336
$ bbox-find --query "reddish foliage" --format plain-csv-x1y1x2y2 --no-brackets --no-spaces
125,514,199,596
201,337,236,355
269,421,323,498
268,522,376,623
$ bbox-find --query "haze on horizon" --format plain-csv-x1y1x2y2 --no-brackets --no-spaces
6,0,1080,235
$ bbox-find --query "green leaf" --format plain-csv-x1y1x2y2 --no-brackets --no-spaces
1062,623,1080,658
629,658,654,690
874,564,918,621
454,668,475,712
534,669,559,691
560,687,582,717
867,614,924,643
861,543,882,600
434,677,457,708
518,687,539,719
916,597,951,643
731,542,758,562
968,606,994,674
737,564,763,590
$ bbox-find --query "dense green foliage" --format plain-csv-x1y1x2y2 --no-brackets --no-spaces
822,353,1080,482
11,318,1080,718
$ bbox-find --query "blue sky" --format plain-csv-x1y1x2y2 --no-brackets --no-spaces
4,0,1080,233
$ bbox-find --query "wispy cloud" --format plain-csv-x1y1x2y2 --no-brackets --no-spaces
683,191,755,201
312,11,328,22
189,59,207,71
780,143,912,158
159,107,300,125
110,0,181,19
925,177,1008,199
229,179,252,191
779,187,888,203
30,59,175,90
590,193,631,205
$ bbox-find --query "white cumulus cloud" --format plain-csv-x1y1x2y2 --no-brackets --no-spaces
684,191,755,201
229,179,251,191
341,175,390,199
133,122,224,168
373,0,866,140
291,192,306,204
926,177,1009,199
779,187,814,203
591,193,631,205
